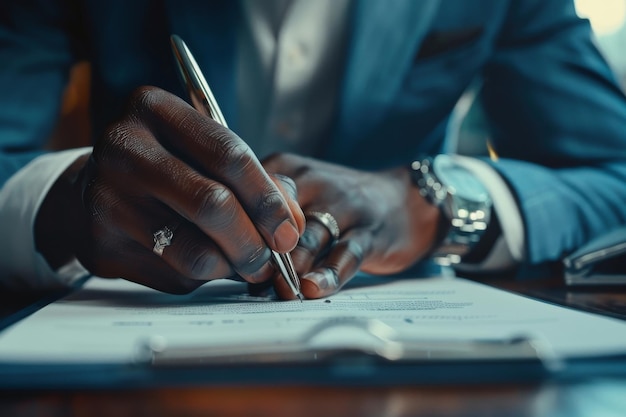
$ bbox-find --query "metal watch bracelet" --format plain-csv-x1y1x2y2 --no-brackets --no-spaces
410,157,493,266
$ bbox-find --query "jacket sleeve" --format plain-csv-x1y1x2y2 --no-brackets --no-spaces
0,0,80,186
479,0,626,271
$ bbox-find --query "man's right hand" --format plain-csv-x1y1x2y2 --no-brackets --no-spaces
35,86,304,294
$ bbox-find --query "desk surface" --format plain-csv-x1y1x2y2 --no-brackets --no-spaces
1,278,625,417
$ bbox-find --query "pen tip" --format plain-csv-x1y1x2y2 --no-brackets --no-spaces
297,293,303,303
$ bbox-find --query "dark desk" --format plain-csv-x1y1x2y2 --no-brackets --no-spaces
1,278,625,417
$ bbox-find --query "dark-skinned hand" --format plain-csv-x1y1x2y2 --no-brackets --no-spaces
35,86,305,294
262,153,440,300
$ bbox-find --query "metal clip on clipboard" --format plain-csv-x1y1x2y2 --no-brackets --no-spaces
138,318,563,373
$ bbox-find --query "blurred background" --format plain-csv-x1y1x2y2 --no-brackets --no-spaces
574,0,626,89
455,0,626,155
51,1,626,154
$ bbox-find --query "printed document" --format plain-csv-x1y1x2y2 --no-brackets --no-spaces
0,276,625,364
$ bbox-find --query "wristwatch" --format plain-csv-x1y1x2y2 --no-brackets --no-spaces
409,155,493,266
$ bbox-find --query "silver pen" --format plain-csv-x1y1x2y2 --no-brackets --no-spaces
170,34,303,301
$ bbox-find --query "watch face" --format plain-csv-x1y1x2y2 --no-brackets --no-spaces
433,155,490,202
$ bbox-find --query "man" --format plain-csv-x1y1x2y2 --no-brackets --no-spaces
1,0,625,299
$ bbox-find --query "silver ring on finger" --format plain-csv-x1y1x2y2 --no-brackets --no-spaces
153,226,174,256
305,211,340,245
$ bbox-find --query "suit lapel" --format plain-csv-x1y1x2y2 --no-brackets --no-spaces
159,1,439,156
330,0,440,161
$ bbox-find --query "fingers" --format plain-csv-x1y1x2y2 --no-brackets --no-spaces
88,240,209,295
128,87,301,254
273,208,343,300
80,181,258,286
121,213,243,283
152,171,274,279
92,87,306,283
94,126,272,282
302,230,372,298
272,219,333,300
270,173,305,235
263,154,319,208
290,217,336,276
274,230,372,300
274,208,369,300
75,211,208,295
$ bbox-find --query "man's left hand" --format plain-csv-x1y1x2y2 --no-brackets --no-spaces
262,153,441,299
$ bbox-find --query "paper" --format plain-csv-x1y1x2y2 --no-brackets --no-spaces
0,275,625,364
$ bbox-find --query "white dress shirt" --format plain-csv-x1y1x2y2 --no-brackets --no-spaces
0,0,523,289
0,148,91,289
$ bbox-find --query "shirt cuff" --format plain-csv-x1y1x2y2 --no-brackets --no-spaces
0,147,92,290
450,155,526,271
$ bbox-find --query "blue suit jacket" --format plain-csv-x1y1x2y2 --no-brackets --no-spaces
1,0,626,273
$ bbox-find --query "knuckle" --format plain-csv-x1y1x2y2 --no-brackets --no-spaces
171,109,196,135
104,134,170,186
274,174,298,199
98,122,155,174
214,136,254,178
297,228,323,255
250,188,287,222
192,183,236,229
330,237,369,273
128,86,162,113
344,239,367,264
83,181,117,224
97,122,131,164
186,249,219,280
259,188,285,212
128,86,183,130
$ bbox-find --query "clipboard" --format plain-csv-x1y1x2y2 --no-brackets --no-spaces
0,329,559,389
2,276,626,389
2,330,626,389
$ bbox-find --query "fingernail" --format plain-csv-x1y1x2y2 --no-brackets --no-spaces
274,220,299,252
303,272,328,290
304,269,339,290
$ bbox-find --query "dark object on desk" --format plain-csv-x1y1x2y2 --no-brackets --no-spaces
564,226,626,285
